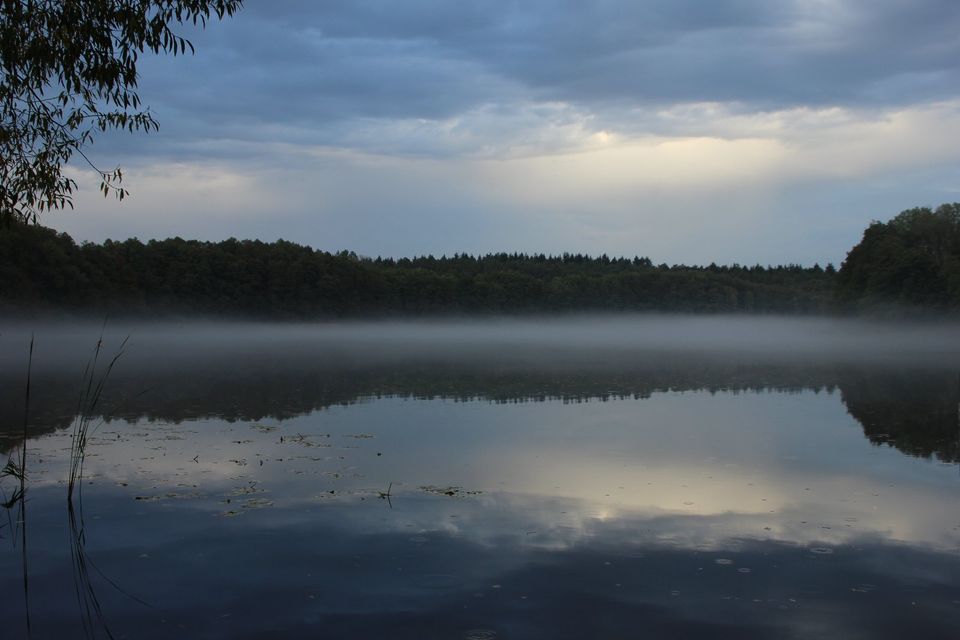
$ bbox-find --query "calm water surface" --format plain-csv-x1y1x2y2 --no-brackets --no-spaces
1,318,959,639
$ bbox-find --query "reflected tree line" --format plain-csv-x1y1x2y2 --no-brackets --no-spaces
839,369,960,462
1,357,956,463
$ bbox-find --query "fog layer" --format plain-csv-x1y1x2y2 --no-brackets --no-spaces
3,315,960,371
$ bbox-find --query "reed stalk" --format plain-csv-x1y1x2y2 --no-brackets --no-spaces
67,335,128,504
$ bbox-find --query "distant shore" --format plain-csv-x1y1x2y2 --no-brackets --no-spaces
5,210,960,318
2,222,837,318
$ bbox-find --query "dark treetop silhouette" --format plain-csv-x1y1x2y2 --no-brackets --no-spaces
0,0,242,224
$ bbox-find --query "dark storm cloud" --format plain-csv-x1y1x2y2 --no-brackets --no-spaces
166,0,960,119
477,0,960,108
104,0,960,163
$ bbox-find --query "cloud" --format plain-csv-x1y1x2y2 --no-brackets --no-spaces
60,96,960,265
53,0,960,265
122,0,960,157
97,0,960,166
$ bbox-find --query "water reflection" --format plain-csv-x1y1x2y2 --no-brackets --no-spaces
14,391,958,547
3,486,960,639
0,320,959,638
840,369,960,461
1,320,957,462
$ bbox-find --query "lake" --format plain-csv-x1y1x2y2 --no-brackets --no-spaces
1,317,959,639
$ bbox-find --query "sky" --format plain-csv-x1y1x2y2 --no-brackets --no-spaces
49,0,960,266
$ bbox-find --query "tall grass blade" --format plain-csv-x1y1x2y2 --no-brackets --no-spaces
69,501,115,640
0,335,33,636
64,330,146,638
67,333,128,504
5,335,35,636
20,335,33,636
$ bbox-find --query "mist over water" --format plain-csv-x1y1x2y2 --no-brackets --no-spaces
3,314,960,371
2,315,959,639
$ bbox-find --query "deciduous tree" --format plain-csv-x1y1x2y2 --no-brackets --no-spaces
0,0,242,223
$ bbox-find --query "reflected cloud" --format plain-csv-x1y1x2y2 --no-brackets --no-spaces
13,390,960,552
2,319,959,637
2,483,959,639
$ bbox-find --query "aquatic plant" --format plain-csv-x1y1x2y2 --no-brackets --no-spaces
64,333,149,640
68,496,151,640
1,331,142,638
378,482,394,508
0,335,33,636
67,335,128,504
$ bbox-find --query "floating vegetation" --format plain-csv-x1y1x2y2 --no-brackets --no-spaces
419,486,483,497
134,492,202,502
249,424,277,433
227,482,264,497
241,498,273,510
288,455,331,462
288,434,331,448
146,434,184,442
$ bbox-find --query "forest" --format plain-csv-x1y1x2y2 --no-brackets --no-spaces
837,203,960,311
2,202,959,318
1,221,835,317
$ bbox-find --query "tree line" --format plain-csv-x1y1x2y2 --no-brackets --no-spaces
5,202,959,317
837,203,960,311
1,222,835,317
